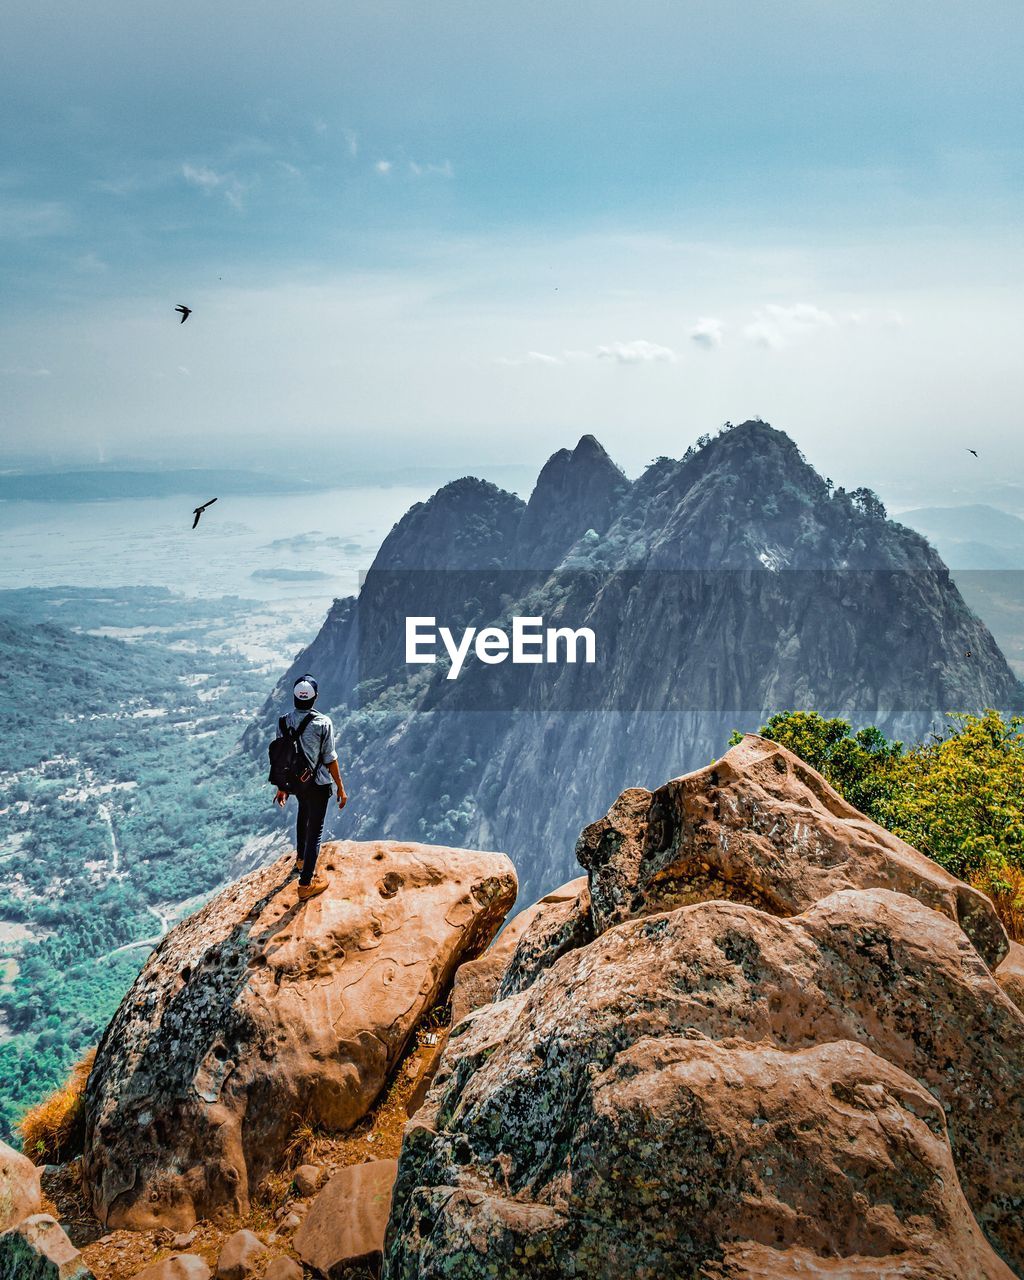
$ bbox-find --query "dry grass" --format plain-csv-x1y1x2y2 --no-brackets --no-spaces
19,1048,96,1166
971,860,1024,943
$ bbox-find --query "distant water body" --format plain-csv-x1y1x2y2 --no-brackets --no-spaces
0,485,431,614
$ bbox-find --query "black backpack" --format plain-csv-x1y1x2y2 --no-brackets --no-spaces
268,714,322,792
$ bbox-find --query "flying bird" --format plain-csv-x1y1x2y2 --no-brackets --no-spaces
967,448,979,458
175,304,192,324
191,498,217,529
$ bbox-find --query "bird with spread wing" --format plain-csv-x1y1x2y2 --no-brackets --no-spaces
175,304,192,324
192,498,217,529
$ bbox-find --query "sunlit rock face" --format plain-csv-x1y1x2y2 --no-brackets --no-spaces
385,747,1024,1280
83,840,516,1230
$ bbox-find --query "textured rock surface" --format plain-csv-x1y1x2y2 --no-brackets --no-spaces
263,1259,302,1280
295,1158,398,1276
0,1138,42,1232
385,888,1024,1278
0,1214,94,1280
451,877,589,1022
215,1230,266,1280
510,434,629,568
84,841,516,1230
292,1165,323,1197
496,877,592,1000
997,939,1024,1013
577,733,1009,968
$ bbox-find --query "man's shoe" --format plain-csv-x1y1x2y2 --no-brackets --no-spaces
297,875,329,902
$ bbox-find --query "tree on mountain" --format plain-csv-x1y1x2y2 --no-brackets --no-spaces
849,487,887,520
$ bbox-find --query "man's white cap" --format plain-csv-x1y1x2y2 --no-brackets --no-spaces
293,677,318,701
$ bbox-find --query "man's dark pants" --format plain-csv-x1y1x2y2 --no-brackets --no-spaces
295,780,332,885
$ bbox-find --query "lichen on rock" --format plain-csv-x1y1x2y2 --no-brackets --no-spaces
83,840,516,1230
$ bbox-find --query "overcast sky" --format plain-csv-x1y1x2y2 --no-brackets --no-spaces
2,1,1022,492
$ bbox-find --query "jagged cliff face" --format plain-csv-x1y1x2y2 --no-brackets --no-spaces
247,421,1022,904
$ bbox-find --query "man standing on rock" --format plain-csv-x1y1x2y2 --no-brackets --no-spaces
274,675,347,901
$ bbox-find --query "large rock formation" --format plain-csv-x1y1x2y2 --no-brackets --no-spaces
83,841,516,1231
384,746,1024,1280
577,732,1008,966
0,1139,42,1233
247,421,1022,907
0,1214,94,1280
450,877,588,1022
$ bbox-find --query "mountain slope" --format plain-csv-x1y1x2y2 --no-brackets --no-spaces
247,422,1022,903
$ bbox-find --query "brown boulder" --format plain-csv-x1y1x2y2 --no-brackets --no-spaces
387,888,1024,1277
997,939,1024,1013
577,733,1008,967
0,1214,94,1280
263,1260,302,1280
295,1158,397,1276
292,1164,324,1197
129,1257,211,1280
0,1138,42,1232
83,841,516,1230
215,1229,266,1280
450,876,589,1022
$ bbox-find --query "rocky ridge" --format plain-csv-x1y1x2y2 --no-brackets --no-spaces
384,735,1024,1279
247,421,1023,906
5,732,1024,1279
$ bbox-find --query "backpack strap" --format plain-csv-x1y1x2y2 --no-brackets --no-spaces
285,712,314,741
290,713,321,779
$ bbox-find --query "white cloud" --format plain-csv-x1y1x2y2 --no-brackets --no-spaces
181,163,248,210
182,164,222,192
344,129,359,157
596,339,678,364
743,302,837,349
1,365,52,377
498,339,679,367
74,251,107,273
409,159,453,178
688,317,724,349
375,159,393,175
496,350,563,366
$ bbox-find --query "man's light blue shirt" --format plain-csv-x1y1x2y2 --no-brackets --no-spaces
284,707,338,786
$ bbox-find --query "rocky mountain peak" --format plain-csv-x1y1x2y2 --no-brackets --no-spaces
512,434,630,567
374,476,525,572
